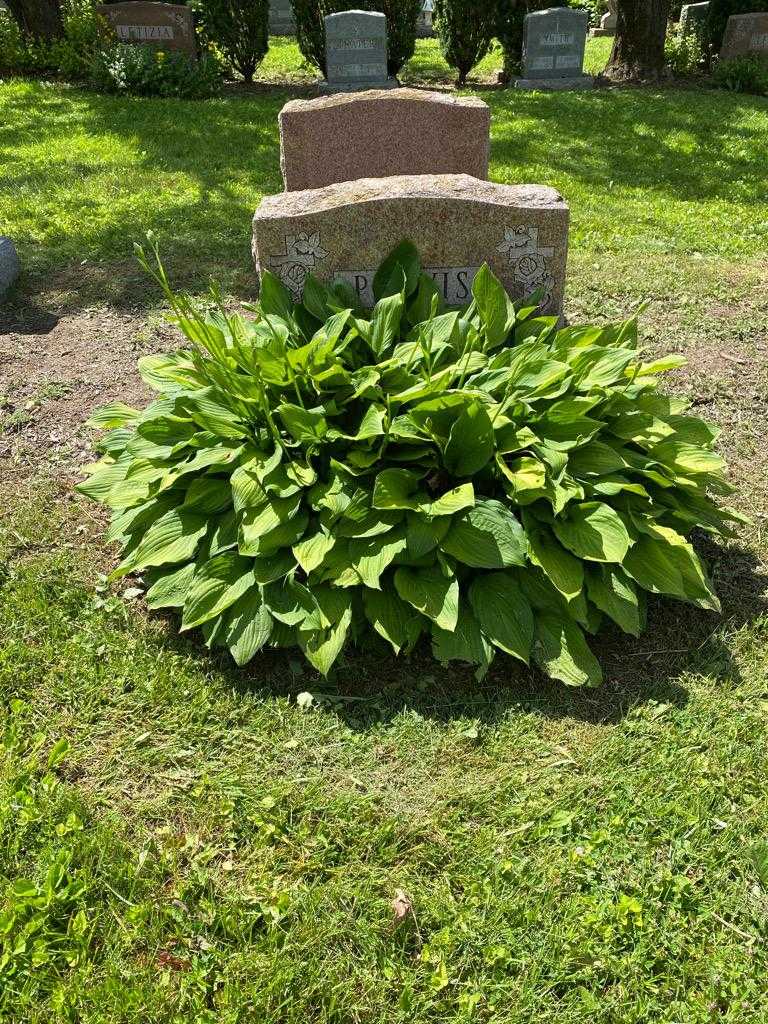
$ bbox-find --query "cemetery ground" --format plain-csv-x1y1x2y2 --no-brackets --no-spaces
1,36,768,1024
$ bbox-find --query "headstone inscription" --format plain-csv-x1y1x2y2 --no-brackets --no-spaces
252,175,569,317
95,2,196,56
720,12,768,60
269,0,295,36
680,2,710,36
324,10,394,91
0,237,20,301
279,89,490,191
517,7,593,90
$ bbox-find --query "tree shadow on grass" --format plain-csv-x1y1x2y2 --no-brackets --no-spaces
161,537,766,732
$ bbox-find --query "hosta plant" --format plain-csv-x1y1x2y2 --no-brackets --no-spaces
77,240,744,685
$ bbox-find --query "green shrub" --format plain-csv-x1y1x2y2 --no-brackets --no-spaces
665,28,709,76
78,240,742,686
90,44,223,98
0,0,108,78
493,0,568,83
191,0,269,83
434,0,496,86
706,0,766,52
291,0,422,78
713,51,768,92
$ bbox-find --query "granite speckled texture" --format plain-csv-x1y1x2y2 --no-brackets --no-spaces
0,237,20,300
720,12,768,60
253,174,569,316
95,2,196,56
279,89,491,192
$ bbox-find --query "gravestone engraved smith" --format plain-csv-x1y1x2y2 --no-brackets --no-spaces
517,7,592,90
324,10,393,91
252,175,569,316
96,2,196,56
279,89,490,191
269,0,295,36
720,12,768,60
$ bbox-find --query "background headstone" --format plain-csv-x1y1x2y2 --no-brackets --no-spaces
269,0,295,36
417,0,434,38
680,2,710,36
95,2,196,56
0,237,20,301
279,89,490,191
517,8,593,90
591,0,617,37
324,10,393,91
253,174,569,316
720,12,768,60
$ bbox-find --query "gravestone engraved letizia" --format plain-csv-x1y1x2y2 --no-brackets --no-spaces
516,7,593,91
323,10,395,92
95,2,196,56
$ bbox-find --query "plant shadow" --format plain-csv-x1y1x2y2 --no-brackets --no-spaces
160,536,766,732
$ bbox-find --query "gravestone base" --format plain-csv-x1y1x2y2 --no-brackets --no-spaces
589,27,614,36
0,236,20,300
515,74,594,91
319,77,399,94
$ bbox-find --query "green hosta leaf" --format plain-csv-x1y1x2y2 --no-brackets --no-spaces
394,565,459,631
533,613,602,687
298,587,354,675
238,494,302,555
293,530,335,574
277,404,328,444
405,513,450,560
432,604,493,677
252,550,296,584
586,565,642,637
623,523,720,611
76,456,130,502
443,400,494,477
651,441,725,480
373,240,420,300
112,509,208,579
427,483,475,517
348,404,387,441
372,468,424,510
553,502,631,564
442,500,527,569
472,263,513,349
524,517,584,600
364,589,423,655
498,455,549,505
259,268,295,321
468,572,533,663
369,292,405,358
180,389,246,439
86,402,140,430
181,553,256,630
182,477,231,514
225,588,273,666
145,562,197,610
264,578,321,627
349,529,408,589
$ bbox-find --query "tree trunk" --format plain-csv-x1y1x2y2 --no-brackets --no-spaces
7,0,65,42
603,0,671,83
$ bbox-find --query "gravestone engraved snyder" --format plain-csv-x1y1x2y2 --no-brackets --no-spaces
679,1,710,36
96,2,196,56
324,10,393,91
720,12,768,60
517,7,592,90
269,0,295,36
252,175,569,316
279,89,490,191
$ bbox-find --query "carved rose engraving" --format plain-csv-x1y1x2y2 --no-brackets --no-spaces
266,232,330,299
497,225,556,309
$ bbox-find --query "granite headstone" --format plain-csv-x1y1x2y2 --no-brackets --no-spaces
517,7,593,90
591,0,617,37
720,12,768,60
0,237,20,300
680,2,710,36
253,174,569,316
269,0,295,36
324,10,393,91
279,89,490,191
96,2,196,56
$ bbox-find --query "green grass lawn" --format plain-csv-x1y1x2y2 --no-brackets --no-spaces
1,36,768,1024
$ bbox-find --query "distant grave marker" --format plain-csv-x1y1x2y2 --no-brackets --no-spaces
720,12,768,60
680,2,710,36
96,2,196,56
517,8,593,90
269,0,295,36
324,10,394,92
253,174,569,316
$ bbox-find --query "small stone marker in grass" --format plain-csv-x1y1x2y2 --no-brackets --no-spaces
517,8,593,91
590,0,617,37
269,0,296,36
679,2,711,37
323,10,395,92
95,2,196,57
720,12,768,60
279,89,490,191
252,174,569,316
0,237,20,300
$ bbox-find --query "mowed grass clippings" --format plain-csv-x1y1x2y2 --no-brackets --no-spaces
1,35,768,1024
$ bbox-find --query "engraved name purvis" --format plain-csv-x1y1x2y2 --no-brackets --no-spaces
334,267,480,308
